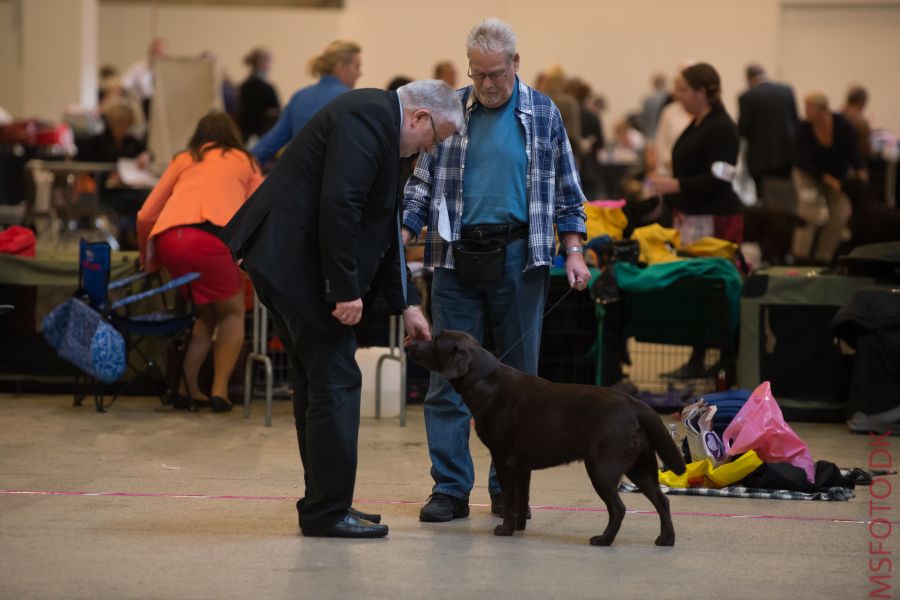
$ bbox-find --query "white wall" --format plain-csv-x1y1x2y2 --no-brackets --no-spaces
98,2,341,100
780,2,900,133
342,0,780,125
1,0,898,133
0,0,23,116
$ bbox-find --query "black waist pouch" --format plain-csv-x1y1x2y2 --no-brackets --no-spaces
451,238,506,283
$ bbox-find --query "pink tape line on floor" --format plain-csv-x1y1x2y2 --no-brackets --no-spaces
0,489,879,526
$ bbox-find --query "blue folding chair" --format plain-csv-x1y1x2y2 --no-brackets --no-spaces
75,239,200,411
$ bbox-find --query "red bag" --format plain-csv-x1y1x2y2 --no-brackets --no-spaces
0,226,36,257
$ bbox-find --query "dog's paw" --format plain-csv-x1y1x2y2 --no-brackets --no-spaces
589,535,613,546
493,524,514,536
655,535,675,547
515,518,527,531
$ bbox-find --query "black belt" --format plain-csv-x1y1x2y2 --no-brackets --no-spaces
460,222,527,242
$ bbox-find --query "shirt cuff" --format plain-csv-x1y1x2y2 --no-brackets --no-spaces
402,212,426,237
556,220,587,240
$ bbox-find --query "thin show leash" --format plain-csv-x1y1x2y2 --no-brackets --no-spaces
495,285,577,362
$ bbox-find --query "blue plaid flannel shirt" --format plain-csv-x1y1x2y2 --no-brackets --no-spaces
402,78,586,271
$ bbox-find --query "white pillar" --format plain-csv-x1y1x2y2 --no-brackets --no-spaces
21,0,97,121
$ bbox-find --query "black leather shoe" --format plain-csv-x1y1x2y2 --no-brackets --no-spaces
302,514,388,539
348,507,382,524
296,500,382,527
490,492,531,519
419,493,469,522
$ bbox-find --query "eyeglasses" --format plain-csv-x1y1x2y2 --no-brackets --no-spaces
467,63,512,84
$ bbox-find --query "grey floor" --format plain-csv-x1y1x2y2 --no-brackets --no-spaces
0,393,881,599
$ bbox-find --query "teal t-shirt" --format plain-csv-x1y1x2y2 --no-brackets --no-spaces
461,85,528,226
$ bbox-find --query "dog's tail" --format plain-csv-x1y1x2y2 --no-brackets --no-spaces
638,405,687,475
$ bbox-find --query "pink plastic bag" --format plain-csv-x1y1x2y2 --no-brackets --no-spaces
722,381,815,483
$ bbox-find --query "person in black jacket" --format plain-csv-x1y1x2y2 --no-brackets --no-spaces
649,62,742,381
738,63,798,208
220,80,463,539
566,77,605,199
792,91,866,263
237,48,280,143
650,62,743,245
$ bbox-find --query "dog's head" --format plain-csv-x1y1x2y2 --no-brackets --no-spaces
408,330,480,380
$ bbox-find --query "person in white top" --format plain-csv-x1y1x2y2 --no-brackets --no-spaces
652,62,695,176
122,38,167,117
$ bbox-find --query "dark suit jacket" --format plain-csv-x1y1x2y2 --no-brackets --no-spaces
738,81,798,178
220,88,418,332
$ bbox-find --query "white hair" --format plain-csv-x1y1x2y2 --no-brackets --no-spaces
397,80,465,132
466,17,517,61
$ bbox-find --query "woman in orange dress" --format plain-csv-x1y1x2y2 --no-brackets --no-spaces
138,111,263,411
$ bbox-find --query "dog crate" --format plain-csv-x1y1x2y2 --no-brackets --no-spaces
595,269,737,409
738,266,889,421
624,276,732,393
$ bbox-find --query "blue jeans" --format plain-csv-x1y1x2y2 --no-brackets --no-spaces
424,238,549,499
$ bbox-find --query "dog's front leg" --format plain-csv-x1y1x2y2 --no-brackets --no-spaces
493,465,516,537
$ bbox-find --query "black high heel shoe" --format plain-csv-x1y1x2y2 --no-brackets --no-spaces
210,396,233,413
172,395,211,411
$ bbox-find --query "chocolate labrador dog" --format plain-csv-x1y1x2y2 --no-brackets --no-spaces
409,330,687,546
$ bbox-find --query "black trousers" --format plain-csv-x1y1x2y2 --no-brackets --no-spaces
248,270,362,533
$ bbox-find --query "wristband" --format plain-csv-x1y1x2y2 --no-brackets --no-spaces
565,246,584,256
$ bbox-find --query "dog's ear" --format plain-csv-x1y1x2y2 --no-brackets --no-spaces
440,346,472,380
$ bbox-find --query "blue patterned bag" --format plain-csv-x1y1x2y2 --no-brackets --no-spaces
42,298,126,384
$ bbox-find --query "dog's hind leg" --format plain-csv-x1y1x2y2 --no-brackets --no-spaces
493,465,516,536
627,449,675,547
514,470,531,531
584,457,628,546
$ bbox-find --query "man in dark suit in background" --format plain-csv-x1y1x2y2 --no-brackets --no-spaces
738,63,799,211
220,80,464,538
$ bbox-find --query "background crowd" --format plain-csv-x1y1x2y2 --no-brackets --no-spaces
53,33,894,273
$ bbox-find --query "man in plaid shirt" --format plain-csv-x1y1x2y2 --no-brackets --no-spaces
402,18,589,523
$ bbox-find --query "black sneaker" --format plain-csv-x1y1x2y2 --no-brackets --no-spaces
490,492,532,519
419,493,469,522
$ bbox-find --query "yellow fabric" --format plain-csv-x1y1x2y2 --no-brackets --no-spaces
583,203,627,241
631,223,681,264
658,450,763,489
682,236,739,260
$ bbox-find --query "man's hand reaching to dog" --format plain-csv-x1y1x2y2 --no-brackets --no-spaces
402,305,431,345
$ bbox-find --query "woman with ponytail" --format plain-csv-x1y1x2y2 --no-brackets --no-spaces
650,62,743,245
648,62,743,381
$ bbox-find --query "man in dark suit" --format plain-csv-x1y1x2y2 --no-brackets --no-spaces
738,64,799,211
220,80,464,538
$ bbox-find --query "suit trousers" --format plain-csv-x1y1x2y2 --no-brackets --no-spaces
248,269,362,533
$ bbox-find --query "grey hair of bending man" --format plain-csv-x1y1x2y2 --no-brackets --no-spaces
397,79,465,131
466,17,517,60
